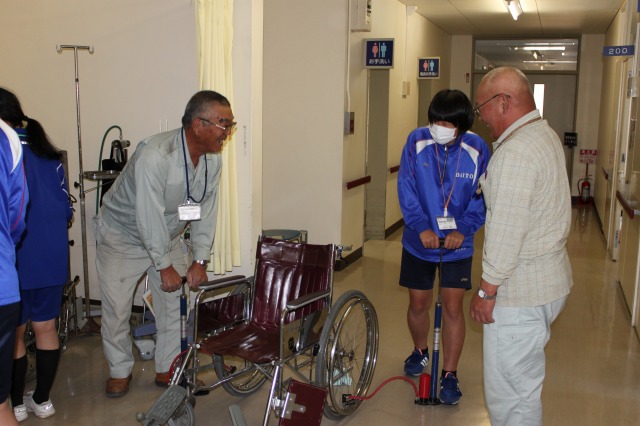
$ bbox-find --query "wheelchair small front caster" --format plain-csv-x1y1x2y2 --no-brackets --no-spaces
135,338,156,361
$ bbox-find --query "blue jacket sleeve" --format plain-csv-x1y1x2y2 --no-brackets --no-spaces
455,187,486,236
455,141,490,236
7,141,27,245
397,134,430,235
56,162,74,222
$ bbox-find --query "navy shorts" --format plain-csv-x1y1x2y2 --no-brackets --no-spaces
399,248,473,291
0,302,20,403
18,285,64,325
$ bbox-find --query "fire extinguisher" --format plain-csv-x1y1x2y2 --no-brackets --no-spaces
577,176,591,204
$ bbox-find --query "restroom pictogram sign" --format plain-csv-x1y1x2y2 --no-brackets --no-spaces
418,57,440,79
364,39,394,69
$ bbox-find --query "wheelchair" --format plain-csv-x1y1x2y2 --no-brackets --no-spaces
137,236,379,425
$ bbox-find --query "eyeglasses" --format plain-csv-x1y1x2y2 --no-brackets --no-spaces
197,117,237,133
474,93,510,115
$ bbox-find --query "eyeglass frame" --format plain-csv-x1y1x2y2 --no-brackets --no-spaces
197,117,237,132
474,93,510,116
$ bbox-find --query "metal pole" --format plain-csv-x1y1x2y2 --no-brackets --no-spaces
56,45,100,333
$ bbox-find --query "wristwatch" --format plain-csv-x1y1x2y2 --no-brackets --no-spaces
194,259,209,267
477,288,497,300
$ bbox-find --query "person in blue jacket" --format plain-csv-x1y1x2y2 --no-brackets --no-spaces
397,89,490,405
0,117,28,426
0,88,73,422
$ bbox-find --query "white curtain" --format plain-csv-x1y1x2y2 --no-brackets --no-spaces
195,0,241,274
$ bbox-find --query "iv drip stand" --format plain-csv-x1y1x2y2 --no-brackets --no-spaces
57,44,100,334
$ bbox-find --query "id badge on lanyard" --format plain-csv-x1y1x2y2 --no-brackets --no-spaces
436,215,457,231
435,145,459,232
178,201,201,221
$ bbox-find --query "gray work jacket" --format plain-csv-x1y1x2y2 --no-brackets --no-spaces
100,128,221,270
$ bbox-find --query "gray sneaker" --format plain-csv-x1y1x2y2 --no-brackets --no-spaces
25,391,55,419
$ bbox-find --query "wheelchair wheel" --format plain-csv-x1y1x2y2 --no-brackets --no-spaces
166,399,195,426
56,310,69,352
170,351,215,397
213,354,271,397
24,322,37,383
315,290,379,420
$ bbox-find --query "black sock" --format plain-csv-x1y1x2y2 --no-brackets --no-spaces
418,347,428,354
442,369,457,378
11,355,28,406
32,348,60,404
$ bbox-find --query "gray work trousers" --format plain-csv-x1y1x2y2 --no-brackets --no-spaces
483,296,568,426
94,216,187,379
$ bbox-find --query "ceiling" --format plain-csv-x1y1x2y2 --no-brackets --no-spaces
474,37,580,71
397,0,624,36
396,0,625,71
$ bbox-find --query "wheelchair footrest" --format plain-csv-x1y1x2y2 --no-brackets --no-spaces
278,380,327,426
229,404,248,426
136,385,187,425
133,322,157,338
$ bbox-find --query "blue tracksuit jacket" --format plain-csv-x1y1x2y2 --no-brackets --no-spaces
398,127,490,262
0,121,28,306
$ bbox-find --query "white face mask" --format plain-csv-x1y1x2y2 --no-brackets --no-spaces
429,124,457,145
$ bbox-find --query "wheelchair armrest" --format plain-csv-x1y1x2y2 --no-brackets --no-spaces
198,275,252,291
197,275,249,292
280,290,331,356
286,289,331,311
195,275,251,309
194,276,253,338
281,289,331,333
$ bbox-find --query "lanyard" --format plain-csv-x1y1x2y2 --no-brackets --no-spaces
494,116,542,154
434,139,462,217
479,116,542,189
180,129,208,204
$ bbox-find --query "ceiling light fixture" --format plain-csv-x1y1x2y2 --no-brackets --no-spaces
521,46,565,51
504,0,523,21
523,60,577,64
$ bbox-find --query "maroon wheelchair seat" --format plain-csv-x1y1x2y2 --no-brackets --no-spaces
198,237,335,364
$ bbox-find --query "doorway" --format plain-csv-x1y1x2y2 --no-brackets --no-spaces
471,73,577,168
417,79,434,127
364,70,390,241
528,74,577,182
471,38,580,161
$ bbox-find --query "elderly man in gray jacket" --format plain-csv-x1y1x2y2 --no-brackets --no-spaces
94,90,235,397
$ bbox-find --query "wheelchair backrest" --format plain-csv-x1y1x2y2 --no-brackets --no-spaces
251,237,336,329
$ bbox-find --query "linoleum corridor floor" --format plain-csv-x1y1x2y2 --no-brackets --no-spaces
16,205,640,425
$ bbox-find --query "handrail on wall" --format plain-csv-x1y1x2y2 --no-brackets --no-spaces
616,190,640,219
345,175,371,190
389,165,400,174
